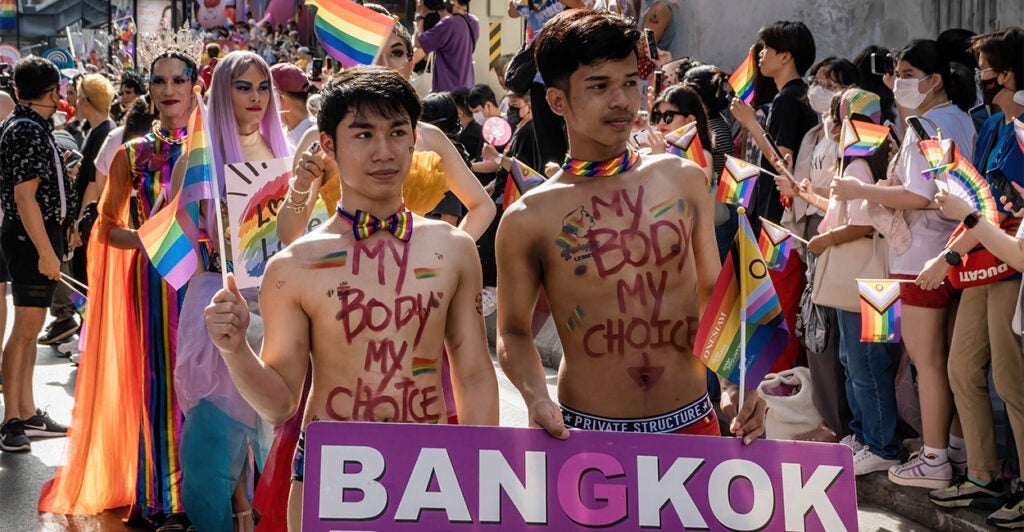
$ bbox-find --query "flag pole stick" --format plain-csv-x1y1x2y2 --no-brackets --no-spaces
757,217,810,245
59,277,84,296
194,88,230,288
60,272,88,292
738,207,748,415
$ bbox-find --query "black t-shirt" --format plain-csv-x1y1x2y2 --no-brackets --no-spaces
494,121,541,204
459,120,483,162
750,78,818,232
76,119,114,203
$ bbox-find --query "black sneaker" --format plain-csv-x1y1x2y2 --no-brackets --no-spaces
930,475,1007,510
23,409,69,438
0,418,31,452
38,318,80,346
989,488,1024,528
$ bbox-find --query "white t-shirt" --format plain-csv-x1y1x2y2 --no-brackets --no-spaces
819,159,874,232
94,126,126,178
890,104,976,275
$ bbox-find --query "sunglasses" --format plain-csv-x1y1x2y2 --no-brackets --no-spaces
650,110,682,125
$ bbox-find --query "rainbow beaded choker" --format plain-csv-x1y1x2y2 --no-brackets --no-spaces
561,147,640,177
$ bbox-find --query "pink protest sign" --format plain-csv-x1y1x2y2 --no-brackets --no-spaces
302,422,857,530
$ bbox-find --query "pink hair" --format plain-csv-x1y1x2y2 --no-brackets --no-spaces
205,50,291,235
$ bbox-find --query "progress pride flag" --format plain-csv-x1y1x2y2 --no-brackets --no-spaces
303,422,857,531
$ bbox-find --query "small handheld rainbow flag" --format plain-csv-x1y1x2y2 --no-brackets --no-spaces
859,279,901,343
694,215,788,385
136,98,211,290
919,138,956,180
664,122,707,168
728,50,756,105
758,219,793,271
68,290,88,318
840,119,889,157
307,0,395,67
716,155,760,207
502,158,545,209
1014,118,1024,154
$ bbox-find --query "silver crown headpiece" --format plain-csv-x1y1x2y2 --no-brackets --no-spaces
137,22,204,72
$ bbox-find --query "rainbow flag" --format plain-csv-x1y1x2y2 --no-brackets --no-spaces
716,155,759,207
68,290,88,318
664,122,707,168
728,50,756,105
1014,118,1024,154
840,119,888,157
859,279,901,343
307,0,395,67
929,143,999,223
758,219,792,271
919,138,955,180
136,99,212,290
0,0,15,31
502,157,545,209
694,215,788,385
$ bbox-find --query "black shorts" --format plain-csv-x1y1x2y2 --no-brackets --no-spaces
1,219,65,308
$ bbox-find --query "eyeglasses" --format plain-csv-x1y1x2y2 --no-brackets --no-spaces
650,109,682,125
975,67,995,83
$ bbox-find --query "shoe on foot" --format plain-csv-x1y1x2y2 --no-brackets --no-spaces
888,452,953,489
930,476,1007,510
853,447,899,475
38,318,80,345
156,512,191,532
23,409,69,438
0,418,31,452
840,434,865,454
989,489,1024,528
56,337,80,357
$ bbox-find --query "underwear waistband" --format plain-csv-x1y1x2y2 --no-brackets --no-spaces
560,393,714,433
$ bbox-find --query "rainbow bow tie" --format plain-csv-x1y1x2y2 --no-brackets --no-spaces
336,203,414,242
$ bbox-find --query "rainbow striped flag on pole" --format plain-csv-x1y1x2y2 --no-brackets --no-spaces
694,214,789,385
307,0,395,67
840,119,889,157
858,279,901,343
728,50,756,105
758,219,793,271
664,122,707,168
136,97,212,290
716,155,760,207
68,290,88,318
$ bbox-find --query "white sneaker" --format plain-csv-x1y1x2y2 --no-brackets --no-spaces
854,447,899,476
57,338,80,355
840,434,865,454
888,452,953,489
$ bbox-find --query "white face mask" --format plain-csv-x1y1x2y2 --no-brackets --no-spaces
808,85,836,115
473,111,485,125
893,76,930,110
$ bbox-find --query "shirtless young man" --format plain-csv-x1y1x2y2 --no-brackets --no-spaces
497,9,766,443
205,66,499,531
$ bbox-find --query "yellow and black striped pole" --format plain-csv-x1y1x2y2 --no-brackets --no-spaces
489,22,501,71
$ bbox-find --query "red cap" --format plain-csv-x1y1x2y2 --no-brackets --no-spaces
271,63,309,94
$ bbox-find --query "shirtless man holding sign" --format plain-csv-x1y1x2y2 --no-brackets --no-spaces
497,9,766,442
205,66,499,530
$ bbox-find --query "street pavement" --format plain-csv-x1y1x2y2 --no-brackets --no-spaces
0,306,927,531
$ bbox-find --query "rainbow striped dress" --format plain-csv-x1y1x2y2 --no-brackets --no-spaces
124,127,189,519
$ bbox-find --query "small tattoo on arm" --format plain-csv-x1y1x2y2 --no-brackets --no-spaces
475,292,483,315
275,280,285,289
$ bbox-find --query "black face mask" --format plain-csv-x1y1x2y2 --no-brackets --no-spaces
979,77,1004,106
506,106,522,129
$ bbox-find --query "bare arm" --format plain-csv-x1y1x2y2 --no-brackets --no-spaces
495,205,568,438
830,178,932,211
507,0,521,18
97,147,141,249
206,266,310,426
14,179,60,280
683,161,720,315
642,2,671,43
277,128,328,245
416,123,496,240
445,232,499,426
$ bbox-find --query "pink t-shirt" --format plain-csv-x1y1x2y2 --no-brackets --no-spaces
819,159,874,233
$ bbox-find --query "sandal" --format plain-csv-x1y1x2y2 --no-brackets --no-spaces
233,509,255,532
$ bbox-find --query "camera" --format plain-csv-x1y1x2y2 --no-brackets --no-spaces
870,52,894,76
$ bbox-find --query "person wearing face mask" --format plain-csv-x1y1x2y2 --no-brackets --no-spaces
830,38,977,494
775,56,858,445
0,57,77,454
921,28,1024,527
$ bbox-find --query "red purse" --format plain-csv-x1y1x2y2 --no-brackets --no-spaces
947,217,1022,289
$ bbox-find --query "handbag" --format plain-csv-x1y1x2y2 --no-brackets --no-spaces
811,202,889,312
796,254,831,354
947,217,1022,289
410,53,433,98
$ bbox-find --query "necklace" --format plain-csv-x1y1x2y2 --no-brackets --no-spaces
239,127,262,146
561,147,640,177
150,120,187,145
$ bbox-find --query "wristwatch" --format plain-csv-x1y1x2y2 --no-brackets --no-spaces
943,249,962,266
963,211,982,229
414,14,425,21
494,153,505,168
